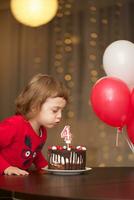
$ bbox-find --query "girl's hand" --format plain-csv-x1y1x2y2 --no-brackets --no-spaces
4,166,29,176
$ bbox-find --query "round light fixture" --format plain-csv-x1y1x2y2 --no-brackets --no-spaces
10,0,58,27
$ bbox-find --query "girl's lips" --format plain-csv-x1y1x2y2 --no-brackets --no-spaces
46,122,60,128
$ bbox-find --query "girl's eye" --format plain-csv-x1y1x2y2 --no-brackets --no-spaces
52,110,58,113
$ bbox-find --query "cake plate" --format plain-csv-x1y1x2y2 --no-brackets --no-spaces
44,166,92,175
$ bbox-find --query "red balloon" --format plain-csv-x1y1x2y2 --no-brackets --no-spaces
131,88,134,110
127,116,134,144
90,76,131,127
126,88,134,144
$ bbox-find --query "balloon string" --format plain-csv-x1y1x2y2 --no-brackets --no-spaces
116,131,119,147
123,131,134,153
115,128,134,153
116,127,122,147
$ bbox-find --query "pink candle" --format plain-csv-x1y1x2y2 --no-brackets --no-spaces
60,125,72,148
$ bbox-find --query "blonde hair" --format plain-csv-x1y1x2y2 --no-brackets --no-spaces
15,74,69,119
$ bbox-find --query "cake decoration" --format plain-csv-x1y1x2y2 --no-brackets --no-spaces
47,125,86,170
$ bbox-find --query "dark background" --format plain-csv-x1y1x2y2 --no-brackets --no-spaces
0,0,134,167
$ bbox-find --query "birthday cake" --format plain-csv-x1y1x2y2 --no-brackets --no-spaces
47,126,86,170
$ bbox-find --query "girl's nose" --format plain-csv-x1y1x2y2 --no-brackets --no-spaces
57,111,62,119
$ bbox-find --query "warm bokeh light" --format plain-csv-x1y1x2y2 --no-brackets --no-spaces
10,0,58,27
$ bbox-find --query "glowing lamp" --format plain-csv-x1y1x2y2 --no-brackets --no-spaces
10,0,58,27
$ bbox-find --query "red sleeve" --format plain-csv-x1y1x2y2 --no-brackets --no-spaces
0,119,17,174
33,152,48,169
0,155,10,175
0,120,17,147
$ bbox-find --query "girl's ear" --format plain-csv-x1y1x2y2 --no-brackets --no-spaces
30,105,38,116
31,104,40,114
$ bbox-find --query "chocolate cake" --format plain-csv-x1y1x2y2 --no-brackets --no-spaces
48,145,86,170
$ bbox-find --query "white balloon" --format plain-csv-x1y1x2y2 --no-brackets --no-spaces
103,40,134,88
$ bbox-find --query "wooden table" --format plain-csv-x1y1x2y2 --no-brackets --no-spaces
0,167,134,200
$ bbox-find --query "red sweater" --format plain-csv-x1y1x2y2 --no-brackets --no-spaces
0,115,48,175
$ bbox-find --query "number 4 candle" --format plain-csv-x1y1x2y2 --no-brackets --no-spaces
60,125,72,149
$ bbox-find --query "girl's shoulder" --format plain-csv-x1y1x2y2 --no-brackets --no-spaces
1,115,26,126
0,115,26,134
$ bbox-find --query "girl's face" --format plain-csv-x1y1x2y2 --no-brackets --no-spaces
33,97,66,128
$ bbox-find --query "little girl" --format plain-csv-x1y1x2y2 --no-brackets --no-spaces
0,73,69,175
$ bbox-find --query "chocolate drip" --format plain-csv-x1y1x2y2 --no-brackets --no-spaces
48,148,86,170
